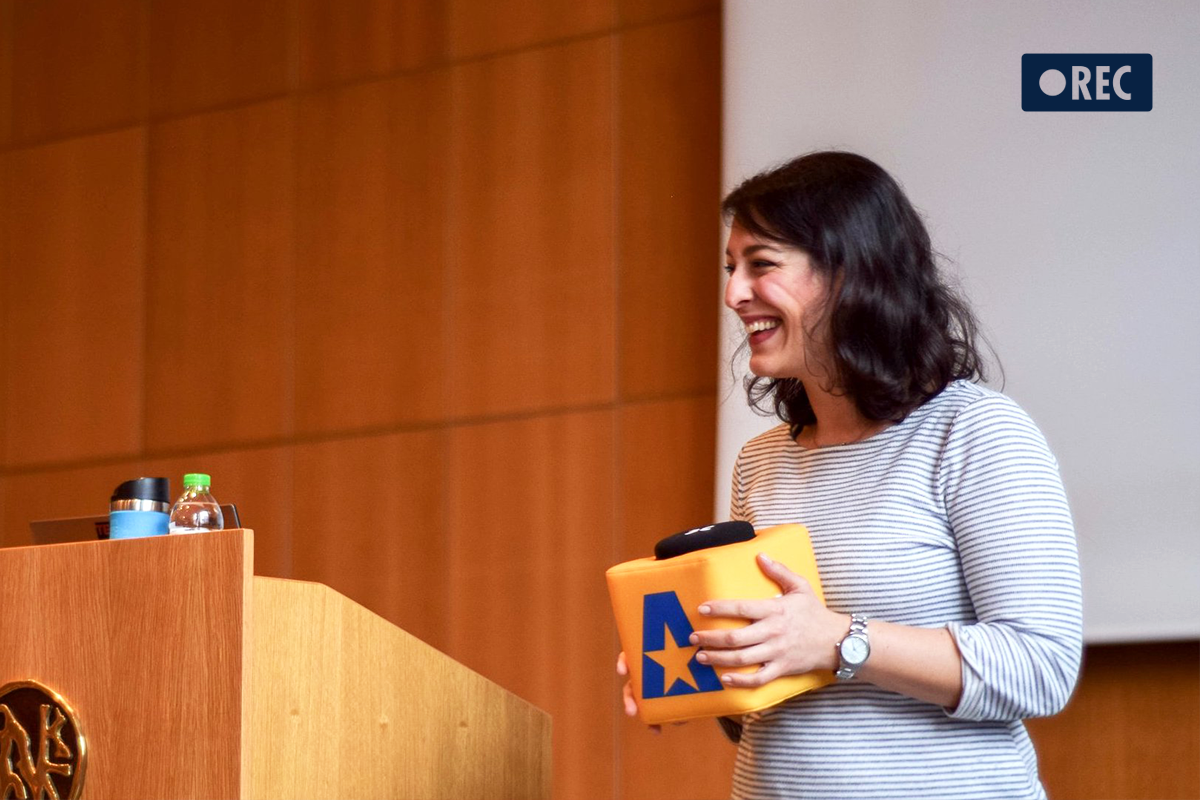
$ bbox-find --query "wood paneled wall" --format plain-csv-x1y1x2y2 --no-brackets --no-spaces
0,4,1195,800
1029,641,1200,800
0,1,726,798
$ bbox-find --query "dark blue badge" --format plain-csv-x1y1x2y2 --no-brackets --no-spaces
641,591,723,698
1022,54,1152,111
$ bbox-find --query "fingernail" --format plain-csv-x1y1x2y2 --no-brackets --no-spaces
722,674,734,684
698,604,711,615
689,633,699,645
759,552,773,565
696,651,708,663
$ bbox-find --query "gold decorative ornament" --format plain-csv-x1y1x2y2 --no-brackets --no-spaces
0,680,86,800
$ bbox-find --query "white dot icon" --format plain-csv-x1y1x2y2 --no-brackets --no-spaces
1039,69,1066,96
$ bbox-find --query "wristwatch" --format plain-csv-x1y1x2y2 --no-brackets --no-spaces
835,614,870,681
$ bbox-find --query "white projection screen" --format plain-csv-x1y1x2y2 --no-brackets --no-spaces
715,1,1199,643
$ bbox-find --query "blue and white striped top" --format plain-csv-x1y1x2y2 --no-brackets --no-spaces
727,381,1083,800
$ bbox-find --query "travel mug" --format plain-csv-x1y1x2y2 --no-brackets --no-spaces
109,477,171,539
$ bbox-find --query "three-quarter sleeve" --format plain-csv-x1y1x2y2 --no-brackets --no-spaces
938,394,1084,721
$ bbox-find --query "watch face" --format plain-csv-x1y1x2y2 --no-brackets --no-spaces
841,634,869,665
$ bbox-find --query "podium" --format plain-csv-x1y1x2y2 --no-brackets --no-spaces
0,529,551,799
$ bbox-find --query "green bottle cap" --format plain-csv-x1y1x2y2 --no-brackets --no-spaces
183,473,211,488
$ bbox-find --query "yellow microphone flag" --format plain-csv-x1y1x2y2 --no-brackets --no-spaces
606,523,834,725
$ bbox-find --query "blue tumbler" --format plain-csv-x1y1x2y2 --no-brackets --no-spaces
109,477,171,539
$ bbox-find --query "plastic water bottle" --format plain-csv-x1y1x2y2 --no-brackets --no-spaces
168,473,225,534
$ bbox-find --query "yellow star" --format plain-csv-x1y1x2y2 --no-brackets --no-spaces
645,627,700,693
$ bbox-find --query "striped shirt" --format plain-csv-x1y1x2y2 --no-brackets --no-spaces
727,381,1083,800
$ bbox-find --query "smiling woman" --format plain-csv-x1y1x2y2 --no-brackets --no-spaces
618,152,1084,800
722,151,986,441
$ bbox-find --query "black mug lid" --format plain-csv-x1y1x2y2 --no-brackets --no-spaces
111,477,171,504
654,520,755,560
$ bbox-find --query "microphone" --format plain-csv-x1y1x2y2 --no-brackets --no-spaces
607,522,833,725
653,521,755,560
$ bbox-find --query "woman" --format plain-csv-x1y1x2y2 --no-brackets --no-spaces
620,152,1082,799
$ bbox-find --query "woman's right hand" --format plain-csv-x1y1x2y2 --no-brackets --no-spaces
616,651,662,734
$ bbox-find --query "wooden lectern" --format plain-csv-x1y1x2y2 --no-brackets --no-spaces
0,530,551,799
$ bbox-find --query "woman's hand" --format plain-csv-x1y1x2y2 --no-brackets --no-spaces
691,553,847,688
616,651,639,718
616,651,662,733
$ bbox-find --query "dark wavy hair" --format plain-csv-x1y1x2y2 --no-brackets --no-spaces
723,151,988,436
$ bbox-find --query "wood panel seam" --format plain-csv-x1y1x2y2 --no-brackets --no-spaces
0,391,717,477
0,7,723,157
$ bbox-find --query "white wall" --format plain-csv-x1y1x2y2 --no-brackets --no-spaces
717,0,1199,643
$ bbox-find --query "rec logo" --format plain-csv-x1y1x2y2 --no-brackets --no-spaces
1022,54,1152,111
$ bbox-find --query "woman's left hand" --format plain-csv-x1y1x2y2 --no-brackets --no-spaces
690,553,847,688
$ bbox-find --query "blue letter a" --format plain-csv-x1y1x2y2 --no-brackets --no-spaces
641,591,723,698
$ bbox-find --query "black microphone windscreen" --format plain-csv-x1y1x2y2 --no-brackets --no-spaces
653,521,755,560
